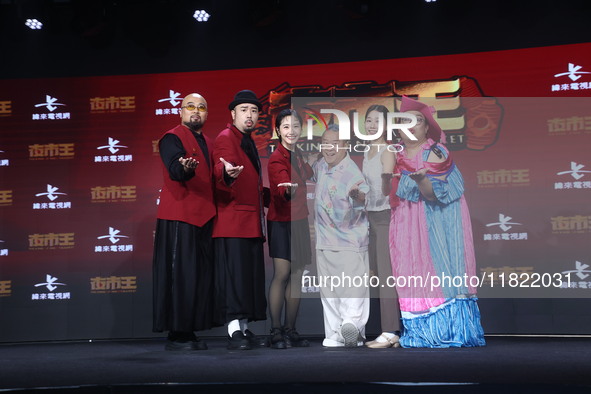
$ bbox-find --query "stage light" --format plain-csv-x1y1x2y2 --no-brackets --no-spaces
193,10,210,22
425,0,437,2
25,18,43,29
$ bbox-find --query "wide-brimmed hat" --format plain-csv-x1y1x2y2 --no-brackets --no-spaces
228,90,262,111
399,96,446,143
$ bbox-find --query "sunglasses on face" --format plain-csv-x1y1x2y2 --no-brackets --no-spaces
182,103,207,112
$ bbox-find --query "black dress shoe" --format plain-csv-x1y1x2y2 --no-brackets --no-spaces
165,339,208,351
191,339,208,350
244,329,270,347
165,331,208,351
227,331,251,350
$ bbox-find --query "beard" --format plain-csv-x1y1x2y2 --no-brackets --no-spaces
242,120,256,133
184,119,204,132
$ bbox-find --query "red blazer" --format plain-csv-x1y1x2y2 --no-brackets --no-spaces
267,142,313,222
156,124,215,227
212,124,264,238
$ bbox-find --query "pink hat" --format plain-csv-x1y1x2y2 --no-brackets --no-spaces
399,96,446,144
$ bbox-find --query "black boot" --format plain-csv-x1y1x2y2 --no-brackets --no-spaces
269,327,287,349
283,327,310,348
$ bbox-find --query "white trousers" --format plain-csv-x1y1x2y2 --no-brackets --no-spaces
316,249,370,342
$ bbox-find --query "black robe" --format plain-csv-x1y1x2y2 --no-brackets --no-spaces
152,133,217,332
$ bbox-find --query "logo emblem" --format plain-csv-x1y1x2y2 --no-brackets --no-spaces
157,90,182,107
562,261,591,281
557,162,591,180
35,184,67,201
34,274,66,292
97,227,129,244
97,137,128,154
34,95,66,112
486,213,523,232
554,63,591,82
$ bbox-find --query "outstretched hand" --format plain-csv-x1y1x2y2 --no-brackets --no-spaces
348,180,366,203
408,168,429,182
277,182,298,195
179,157,199,172
220,157,244,179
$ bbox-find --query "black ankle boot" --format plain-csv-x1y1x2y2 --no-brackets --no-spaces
269,327,286,349
283,327,310,348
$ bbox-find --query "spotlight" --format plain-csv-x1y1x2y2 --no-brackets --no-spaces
425,0,437,2
25,18,43,29
193,10,210,22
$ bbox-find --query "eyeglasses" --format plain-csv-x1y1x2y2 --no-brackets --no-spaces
182,103,207,112
400,116,425,124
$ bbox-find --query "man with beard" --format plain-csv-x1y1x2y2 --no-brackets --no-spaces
212,90,268,350
153,93,217,351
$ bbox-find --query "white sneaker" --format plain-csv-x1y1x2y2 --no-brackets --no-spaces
341,323,360,348
322,337,345,347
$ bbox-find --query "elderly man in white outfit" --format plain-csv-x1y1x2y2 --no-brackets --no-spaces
312,124,370,347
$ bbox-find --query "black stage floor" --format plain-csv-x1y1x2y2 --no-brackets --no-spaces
0,336,589,393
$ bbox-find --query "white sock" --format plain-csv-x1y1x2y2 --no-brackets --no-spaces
228,319,240,336
239,319,249,333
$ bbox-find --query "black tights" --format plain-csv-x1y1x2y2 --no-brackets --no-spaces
268,258,302,330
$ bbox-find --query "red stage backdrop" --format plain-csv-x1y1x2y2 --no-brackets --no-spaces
1,43,591,341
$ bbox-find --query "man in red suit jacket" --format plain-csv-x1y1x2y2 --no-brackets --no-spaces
153,93,217,351
212,90,268,350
